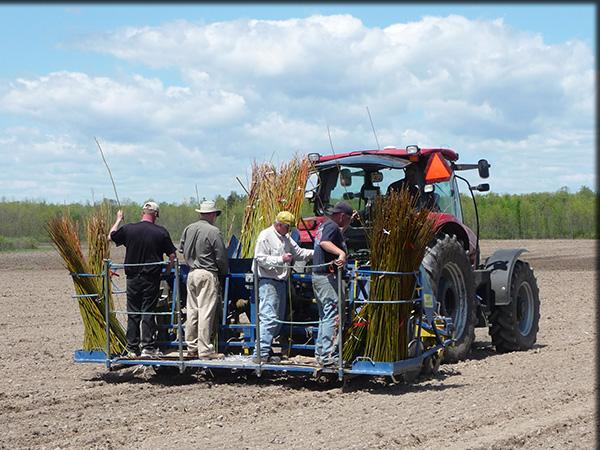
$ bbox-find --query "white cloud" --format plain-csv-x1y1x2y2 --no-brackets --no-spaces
0,71,247,141
0,14,595,202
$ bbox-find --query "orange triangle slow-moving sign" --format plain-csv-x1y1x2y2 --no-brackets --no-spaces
424,152,452,183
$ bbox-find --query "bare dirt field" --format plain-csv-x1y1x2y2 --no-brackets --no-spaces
0,240,596,449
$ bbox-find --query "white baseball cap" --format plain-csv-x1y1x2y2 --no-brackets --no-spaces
142,201,160,214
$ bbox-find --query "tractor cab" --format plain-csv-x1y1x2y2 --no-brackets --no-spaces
298,146,481,261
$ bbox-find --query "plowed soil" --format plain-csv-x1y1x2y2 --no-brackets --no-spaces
0,240,596,449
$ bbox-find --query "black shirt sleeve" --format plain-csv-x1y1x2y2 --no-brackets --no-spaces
110,225,127,246
162,228,177,256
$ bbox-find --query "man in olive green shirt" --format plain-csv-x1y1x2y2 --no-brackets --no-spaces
179,200,229,359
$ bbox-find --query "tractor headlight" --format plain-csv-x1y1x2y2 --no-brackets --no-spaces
406,145,420,154
307,153,321,163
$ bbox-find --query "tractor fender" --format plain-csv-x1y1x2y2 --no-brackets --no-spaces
484,248,528,306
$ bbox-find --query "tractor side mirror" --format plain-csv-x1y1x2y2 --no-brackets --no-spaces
371,171,383,183
342,192,355,200
305,173,319,200
470,183,490,192
478,159,490,179
340,168,352,187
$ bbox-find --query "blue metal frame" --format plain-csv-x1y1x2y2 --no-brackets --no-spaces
73,258,452,380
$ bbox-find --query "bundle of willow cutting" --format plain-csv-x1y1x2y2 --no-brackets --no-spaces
343,188,435,362
239,156,311,257
47,207,126,354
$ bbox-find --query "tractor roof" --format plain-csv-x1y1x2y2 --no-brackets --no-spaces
316,154,411,170
316,147,459,164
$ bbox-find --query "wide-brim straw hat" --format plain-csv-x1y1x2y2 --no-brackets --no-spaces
195,200,222,215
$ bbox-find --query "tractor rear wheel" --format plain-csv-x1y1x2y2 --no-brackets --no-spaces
490,261,540,353
423,234,477,363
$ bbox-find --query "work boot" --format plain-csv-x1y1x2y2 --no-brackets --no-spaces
252,355,280,364
141,348,163,358
319,356,339,368
122,350,139,359
198,352,225,360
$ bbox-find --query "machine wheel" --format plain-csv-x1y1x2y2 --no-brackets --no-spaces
490,261,540,353
423,234,477,363
422,348,443,376
402,340,422,383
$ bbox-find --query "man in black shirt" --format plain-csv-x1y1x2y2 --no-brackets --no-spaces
312,201,353,367
109,201,176,358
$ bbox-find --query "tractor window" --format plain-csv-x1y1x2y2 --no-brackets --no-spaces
433,178,463,221
452,177,464,221
328,166,408,210
328,166,364,210
433,181,454,214
377,168,406,194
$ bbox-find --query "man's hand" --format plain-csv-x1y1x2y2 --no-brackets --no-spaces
160,271,174,282
333,251,346,267
282,252,293,264
108,209,124,241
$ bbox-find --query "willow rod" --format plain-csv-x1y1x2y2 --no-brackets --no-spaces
94,136,121,209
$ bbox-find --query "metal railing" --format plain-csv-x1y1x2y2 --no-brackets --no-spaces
102,258,185,373
91,256,441,381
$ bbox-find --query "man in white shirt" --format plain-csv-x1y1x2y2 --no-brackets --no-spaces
252,211,313,363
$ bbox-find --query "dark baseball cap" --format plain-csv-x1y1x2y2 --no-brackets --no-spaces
329,201,353,216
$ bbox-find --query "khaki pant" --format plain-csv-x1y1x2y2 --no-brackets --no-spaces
185,269,220,355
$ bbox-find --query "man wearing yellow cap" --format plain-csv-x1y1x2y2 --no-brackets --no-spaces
252,211,313,363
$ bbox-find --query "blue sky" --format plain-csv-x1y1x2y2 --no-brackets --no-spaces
0,4,595,203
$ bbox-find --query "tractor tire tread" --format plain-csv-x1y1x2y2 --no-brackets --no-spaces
490,261,540,354
423,234,477,363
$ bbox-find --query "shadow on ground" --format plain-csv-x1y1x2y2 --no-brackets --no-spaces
88,362,465,395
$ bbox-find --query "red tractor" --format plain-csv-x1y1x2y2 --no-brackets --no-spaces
297,145,540,362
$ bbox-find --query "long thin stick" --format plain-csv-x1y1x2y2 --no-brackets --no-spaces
236,176,250,195
227,213,236,238
94,137,121,208
327,124,336,155
366,106,380,150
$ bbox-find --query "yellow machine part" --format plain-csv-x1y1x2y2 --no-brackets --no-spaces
417,319,447,339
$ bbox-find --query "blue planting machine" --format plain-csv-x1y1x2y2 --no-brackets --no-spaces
74,146,542,382
73,237,453,383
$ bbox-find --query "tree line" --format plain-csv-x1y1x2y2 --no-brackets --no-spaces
460,186,596,239
0,186,596,250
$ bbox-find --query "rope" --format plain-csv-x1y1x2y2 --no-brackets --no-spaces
110,261,167,269
354,269,419,276
256,261,333,270
112,310,172,316
272,318,325,326
352,298,421,305
70,272,104,278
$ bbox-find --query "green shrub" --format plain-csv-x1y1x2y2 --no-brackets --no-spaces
0,235,39,252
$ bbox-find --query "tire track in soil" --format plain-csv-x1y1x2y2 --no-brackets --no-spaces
442,400,594,450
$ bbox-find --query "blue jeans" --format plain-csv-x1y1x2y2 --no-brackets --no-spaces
312,274,340,363
253,279,287,359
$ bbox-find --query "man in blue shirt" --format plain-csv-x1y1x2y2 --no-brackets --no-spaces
312,201,353,367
